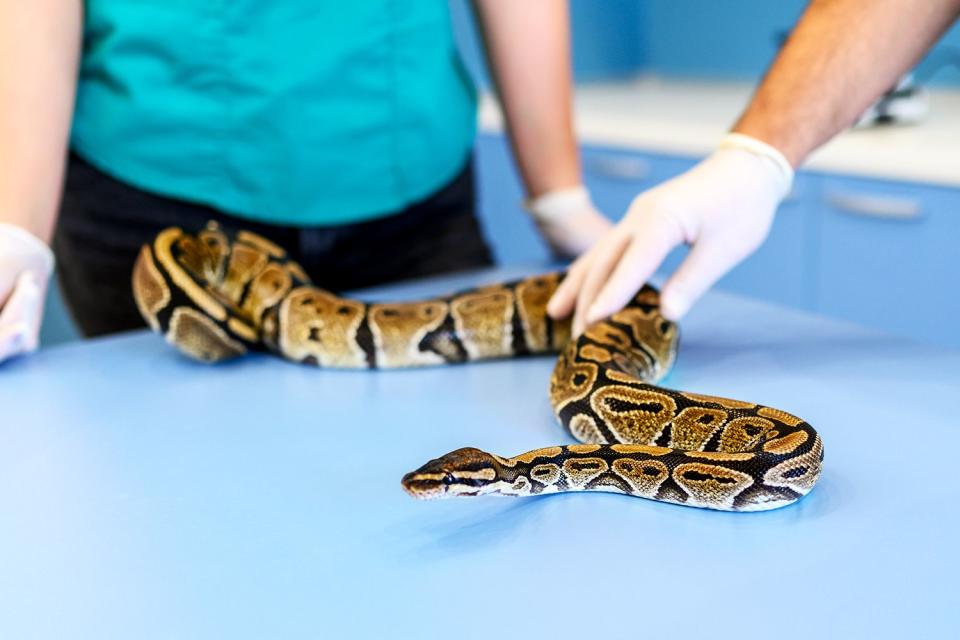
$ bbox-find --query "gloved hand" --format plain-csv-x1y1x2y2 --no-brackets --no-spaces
526,185,612,259
0,223,55,363
547,134,794,335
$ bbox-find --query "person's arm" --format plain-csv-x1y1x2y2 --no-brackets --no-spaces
0,0,82,242
472,0,611,258
736,0,960,166
549,0,960,333
0,0,82,360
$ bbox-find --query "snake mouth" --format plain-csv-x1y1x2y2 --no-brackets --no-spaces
401,472,450,499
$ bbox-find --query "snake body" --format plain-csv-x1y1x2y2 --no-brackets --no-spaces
133,222,823,511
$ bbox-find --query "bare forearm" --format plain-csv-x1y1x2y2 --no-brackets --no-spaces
473,0,580,197
735,0,960,167
0,0,82,242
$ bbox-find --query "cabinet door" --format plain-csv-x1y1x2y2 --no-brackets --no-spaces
476,134,814,312
580,144,683,219
473,133,551,265
474,136,669,265
40,279,81,346
584,146,813,310
652,195,814,308
714,177,816,310
814,175,960,347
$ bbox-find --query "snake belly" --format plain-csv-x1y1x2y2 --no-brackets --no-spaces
133,222,824,512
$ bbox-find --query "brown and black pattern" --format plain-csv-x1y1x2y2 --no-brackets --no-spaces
133,223,824,512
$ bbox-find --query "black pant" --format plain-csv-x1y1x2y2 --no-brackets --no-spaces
54,154,493,337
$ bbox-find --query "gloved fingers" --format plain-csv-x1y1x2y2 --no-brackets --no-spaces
547,247,592,320
571,230,631,336
583,215,682,329
659,239,745,321
0,272,44,362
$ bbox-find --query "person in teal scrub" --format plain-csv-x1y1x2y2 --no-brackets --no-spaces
0,1,611,359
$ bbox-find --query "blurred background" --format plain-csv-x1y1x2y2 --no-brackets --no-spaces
452,0,960,86
42,1,960,348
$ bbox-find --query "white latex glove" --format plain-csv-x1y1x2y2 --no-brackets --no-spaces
547,134,794,335
526,185,613,259
0,223,55,362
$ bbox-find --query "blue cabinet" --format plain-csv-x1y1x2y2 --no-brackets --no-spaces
36,133,960,349
473,133,551,265
812,174,960,347
712,178,816,309
474,132,960,347
475,133,815,310
39,280,81,346
583,145,815,309
473,134,696,264
580,143,663,216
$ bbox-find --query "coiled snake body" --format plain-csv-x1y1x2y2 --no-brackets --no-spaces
133,223,823,511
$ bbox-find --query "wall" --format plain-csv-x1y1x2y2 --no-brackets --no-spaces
644,1,960,86
449,0,645,87
642,1,806,79
452,1,960,87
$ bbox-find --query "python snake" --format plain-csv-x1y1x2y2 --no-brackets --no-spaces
132,222,823,511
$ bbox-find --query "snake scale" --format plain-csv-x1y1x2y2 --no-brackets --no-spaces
133,222,823,511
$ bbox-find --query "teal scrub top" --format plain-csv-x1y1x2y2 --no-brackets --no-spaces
70,1,477,227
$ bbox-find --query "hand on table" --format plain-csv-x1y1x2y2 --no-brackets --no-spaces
0,223,55,363
546,134,794,335
526,185,613,259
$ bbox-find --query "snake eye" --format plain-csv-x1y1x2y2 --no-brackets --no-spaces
441,474,456,486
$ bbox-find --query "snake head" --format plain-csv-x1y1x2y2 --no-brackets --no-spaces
401,447,501,499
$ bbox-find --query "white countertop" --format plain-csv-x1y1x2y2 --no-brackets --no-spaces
479,77,960,187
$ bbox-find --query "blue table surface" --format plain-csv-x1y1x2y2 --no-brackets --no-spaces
2,266,958,640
